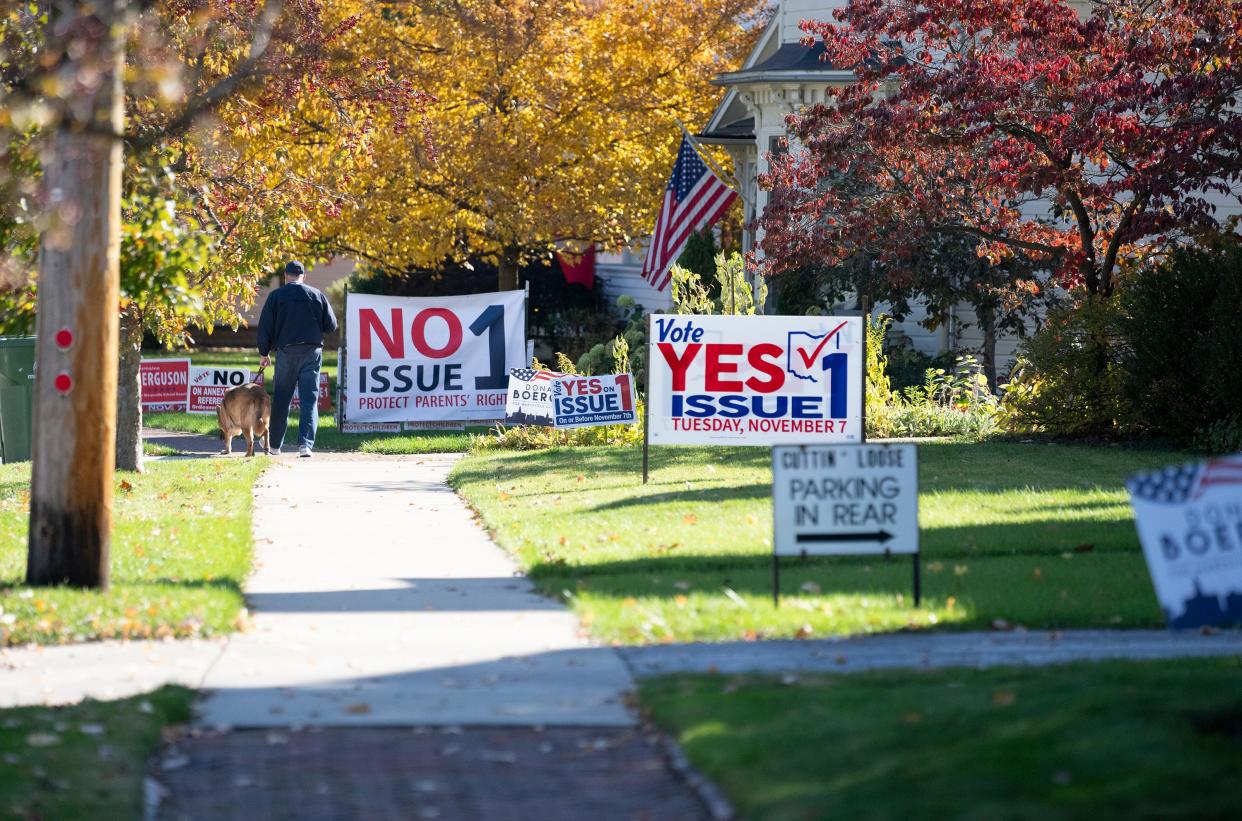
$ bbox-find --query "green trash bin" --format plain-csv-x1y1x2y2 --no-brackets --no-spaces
0,336,36,463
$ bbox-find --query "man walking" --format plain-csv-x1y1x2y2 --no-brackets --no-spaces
257,261,338,457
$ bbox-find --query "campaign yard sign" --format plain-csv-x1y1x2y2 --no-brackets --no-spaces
551,374,637,429
772,444,918,557
647,315,863,446
187,366,254,413
344,291,526,423
504,368,566,427
139,358,190,411
1126,455,1242,628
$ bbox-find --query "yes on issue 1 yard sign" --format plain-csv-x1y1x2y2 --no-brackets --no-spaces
772,444,918,556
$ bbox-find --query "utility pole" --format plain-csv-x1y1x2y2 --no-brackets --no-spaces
27,0,127,588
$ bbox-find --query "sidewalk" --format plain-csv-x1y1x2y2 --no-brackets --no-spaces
194,455,633,728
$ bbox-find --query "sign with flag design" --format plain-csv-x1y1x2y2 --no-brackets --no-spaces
504,367,566,426
647,314,863,446
640,135,738,292
1126,455,1242,628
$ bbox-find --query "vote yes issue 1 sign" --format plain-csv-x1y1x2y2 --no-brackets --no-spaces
345,291,526,423
1126,455,1242,628
772,444,918,557
647,315,863,446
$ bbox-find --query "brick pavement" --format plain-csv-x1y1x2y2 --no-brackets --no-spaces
155,727,710,821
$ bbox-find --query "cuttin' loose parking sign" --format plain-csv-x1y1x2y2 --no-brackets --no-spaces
1126,455,1242,628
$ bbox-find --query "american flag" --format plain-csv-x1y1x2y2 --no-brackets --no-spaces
641,135,738,292
1127,456,1242,503
510,368,565,382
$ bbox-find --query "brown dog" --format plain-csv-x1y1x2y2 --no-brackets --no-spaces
217,383,272,457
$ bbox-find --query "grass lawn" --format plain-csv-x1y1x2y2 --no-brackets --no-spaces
0,687,192,820
641,658,1242,821
0,459,264,645
450,441,1183,643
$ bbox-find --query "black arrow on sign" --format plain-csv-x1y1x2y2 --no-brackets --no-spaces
797,530,894,544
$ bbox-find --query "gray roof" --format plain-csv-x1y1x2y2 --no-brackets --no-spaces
699,116,755,142
749,40,836,73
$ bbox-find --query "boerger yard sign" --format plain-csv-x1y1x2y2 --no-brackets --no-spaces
343,291,526,423
647,315,863,446
1126,455,1242,629
771,443,920,606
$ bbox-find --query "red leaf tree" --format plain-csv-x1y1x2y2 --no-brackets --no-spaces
759,0,1242,298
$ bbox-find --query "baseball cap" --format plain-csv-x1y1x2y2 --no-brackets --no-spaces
284,261,306,277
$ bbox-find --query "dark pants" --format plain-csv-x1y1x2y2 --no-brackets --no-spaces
270,344,322,451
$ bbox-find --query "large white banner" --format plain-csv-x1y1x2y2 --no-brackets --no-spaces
344,291,526,422
648,314,863,446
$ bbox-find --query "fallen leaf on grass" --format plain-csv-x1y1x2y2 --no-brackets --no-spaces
682,514,697,525
795,623,814,639
992,690,1016,707
498,491,510,502
1073,543,1095,553
902,711,923,724
621,597,638,608
119,480,133,493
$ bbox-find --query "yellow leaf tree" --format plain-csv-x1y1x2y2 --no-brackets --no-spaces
327,0,767,289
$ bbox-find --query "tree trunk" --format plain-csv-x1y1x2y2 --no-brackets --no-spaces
496,246,520,292
978,302,998,392
27,0,125,589
115,308,144,473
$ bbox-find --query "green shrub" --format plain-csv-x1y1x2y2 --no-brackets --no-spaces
1193,416,1242,455
577,295,648,390
995,296,1126,436
1116,239,1242,445
866,315,998,440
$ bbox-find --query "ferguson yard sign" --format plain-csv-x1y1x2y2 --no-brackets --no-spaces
771,443,920,605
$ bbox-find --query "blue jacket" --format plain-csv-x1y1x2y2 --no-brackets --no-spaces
257,282,338,356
